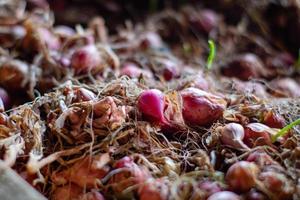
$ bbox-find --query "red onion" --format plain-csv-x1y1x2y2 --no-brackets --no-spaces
138,179,169,200
180,87,227,126
271,78,300,97
244,123,273,147
259,171,294,199
111,156,151,193
137,89,168,125
0,87,10,110
246,151,277,168
221,54,266,81
232,80,268,99
193,180,222,199
140,32,163,49
0,59,29,90
70,45,101,74
37,27,60,50
218,123,249,149
207,191,240,200
225,161,258,192
263,110,285,128
160,60,180,81
120,62,153,79
189,9,219,34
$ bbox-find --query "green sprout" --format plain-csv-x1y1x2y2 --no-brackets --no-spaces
206,39,216,70
271,117,300,143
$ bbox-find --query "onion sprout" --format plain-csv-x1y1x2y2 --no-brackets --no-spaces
206,39,216,70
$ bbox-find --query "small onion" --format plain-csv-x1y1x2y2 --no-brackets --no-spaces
225,161,259,192
197,180,222,198
221,54,266,81
180,87,227,126
137,89,168,125
263,110,285,128
140,32,163,49
120,62,153,79
218,123,249,150
244,123,273,147
70,45,101,74
37,27,61,50
111,156,151,193
246,151,277,168
189,9,219,34
271,78,300,97
207,191,240,200
259,171,294,199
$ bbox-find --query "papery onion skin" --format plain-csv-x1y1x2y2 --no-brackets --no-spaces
207,191,240,200
181,87,226,126
225,161,259,192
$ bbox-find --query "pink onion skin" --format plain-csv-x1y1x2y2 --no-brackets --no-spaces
70,45,101,74
137,89,168,126
0,87,10,109
243,123,273,148
181,88,226,126
225,161,258,193
207,191,240,200
219,123,249,150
